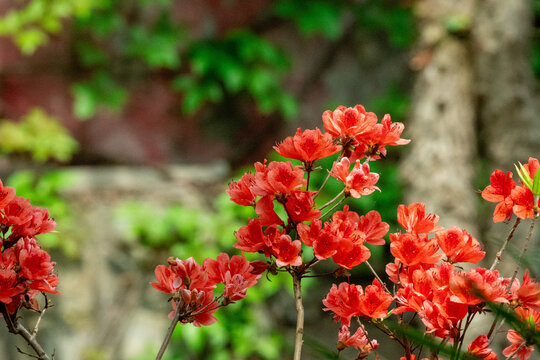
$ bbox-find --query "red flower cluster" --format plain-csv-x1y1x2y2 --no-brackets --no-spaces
0,180,59,314
324,200,540,357
151,254,265,326
322,104,409,160
482,157,540,222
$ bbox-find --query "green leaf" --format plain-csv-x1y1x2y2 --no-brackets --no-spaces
73,83,98,119
532,167,540,196
15,28,48,54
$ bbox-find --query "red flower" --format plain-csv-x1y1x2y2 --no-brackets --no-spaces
2,196,32,226
14,207,56,237
358,278,393,319
284,190,320,222
503,330,535,360
274,128,341,164
449,268,509,305
234,219,271,255
389,232,442,266
511,186,538,219
168,257,215,292
0,180,15,210
397,202,443,234
357,210,389,245
510,270,540,312
0,267,25,304
17,241,56,281
255,196,283,226
337,325,378,354
482,170,516,222
297,220,338,260
467,335,498,360
252,161,305,197
331,158,379,198
151,265,178,294
270,233,302,267
322,105,378,140
435,227,485,264
227,173,256,206
203,253,262,301
327,206,387,268
522,157,539,182
323,282,363,326
353,114,410,160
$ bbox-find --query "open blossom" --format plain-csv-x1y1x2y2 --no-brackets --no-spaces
323,282,364,326
482,169,516,222
274,128,341,164
511,186,539,219
468,335,498,360
0,180,15,209
510,270,540,312
284,190,320,222
435,227,485,264
389,232,442,266
203,253,263,302
331,158,379,198
502,307,540,360
352,114,410,160
397,202,443,234
297,219,338,260
252,161,305,197
449,268,509,305
322,105,378,140
227,173,256,206
325,206,388,269
358,278,393,319
337,325,378,355
255,195,283,226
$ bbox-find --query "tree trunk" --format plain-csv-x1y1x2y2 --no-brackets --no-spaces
402,0,478,233
473,0,540,169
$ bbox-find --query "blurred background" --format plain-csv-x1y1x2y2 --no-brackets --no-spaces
0,0,539,359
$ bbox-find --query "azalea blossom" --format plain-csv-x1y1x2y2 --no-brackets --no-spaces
397,202,443,234
274,128,341,166
330,157,380,198
435,227,485,264
468,335,498,360
482,169,516,222
337,324,378,356
322,104,378,141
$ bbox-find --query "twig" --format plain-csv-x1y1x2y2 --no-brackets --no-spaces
32,294,50,337
1,303,50,360
155,300,183,360
313,171,332,200
15,322,50,360
490,218,521,271
319,189,345,211
292,272,305,360
509,215,537,286
319,196,346,220
365,260,390,292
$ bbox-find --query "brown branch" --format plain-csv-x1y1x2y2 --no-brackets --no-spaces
155,300,183,360
489,217,521,271
292,272,304,360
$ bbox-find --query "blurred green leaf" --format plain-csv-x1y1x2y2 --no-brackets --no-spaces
0,108,78,162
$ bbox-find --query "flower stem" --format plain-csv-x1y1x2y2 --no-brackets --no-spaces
292,272,304,360
156,300,183,360
314,171,332,200
489,217,521,271
319,189,345,211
